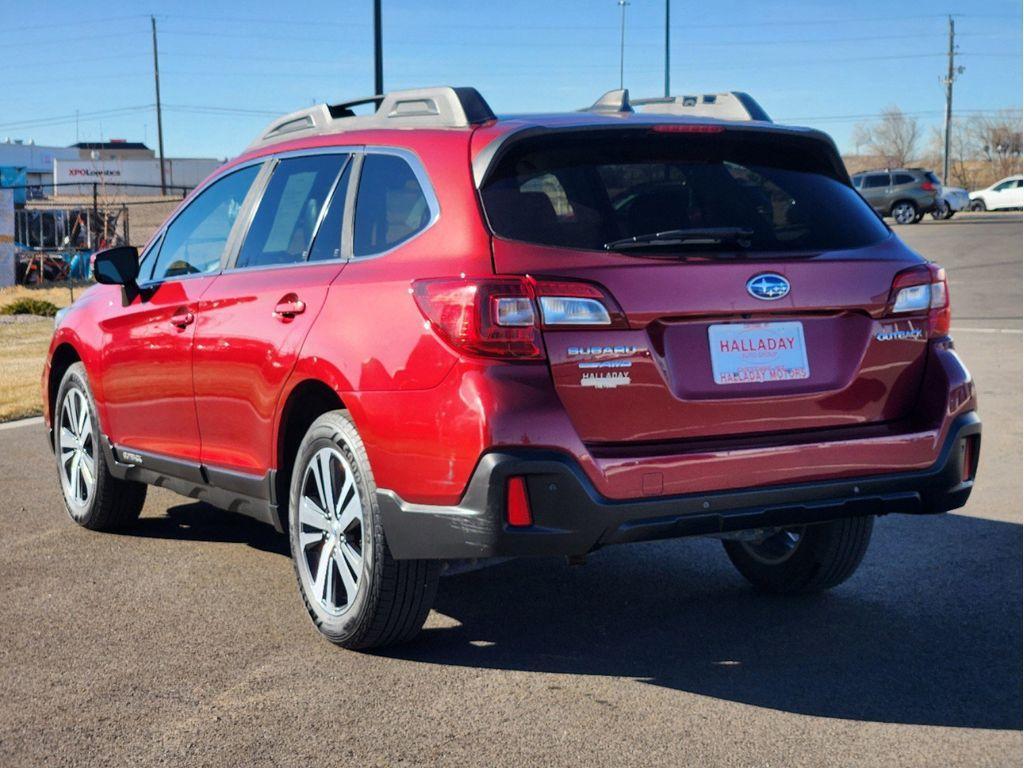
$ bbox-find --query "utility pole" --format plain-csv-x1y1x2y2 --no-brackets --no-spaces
373,0,383,95
664,0,670,97
151,15,166,195
618,0,630,89
941,15,964,184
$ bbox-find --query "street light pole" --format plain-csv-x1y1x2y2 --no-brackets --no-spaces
374,0,384,95
664,0,670,97
618,0,629,90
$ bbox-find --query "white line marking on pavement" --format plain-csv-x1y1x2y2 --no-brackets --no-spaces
0,416,44,431
952,327,1023,335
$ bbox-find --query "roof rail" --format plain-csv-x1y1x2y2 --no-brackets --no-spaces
247,86,496,150
631,92,771,122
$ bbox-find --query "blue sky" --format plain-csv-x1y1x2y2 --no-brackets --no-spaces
3,0,1021,159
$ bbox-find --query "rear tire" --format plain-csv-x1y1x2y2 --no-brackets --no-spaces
288,410,440,650
890,200,918,224
723,516,874,594
54,363,147,531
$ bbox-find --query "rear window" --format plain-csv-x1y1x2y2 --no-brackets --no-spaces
481,130,889,253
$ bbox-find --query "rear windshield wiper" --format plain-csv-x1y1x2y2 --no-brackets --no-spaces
604,227,754,251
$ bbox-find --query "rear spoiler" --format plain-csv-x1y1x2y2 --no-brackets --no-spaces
472,121,851,188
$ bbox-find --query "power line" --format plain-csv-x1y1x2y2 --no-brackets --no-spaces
0,106,153,131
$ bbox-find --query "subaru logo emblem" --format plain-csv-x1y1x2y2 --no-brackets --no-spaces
746,273,790,301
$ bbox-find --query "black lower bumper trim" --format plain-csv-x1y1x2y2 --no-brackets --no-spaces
378,412,981,560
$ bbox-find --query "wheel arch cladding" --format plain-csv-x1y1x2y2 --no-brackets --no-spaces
275,379,346,531
48,342,83,424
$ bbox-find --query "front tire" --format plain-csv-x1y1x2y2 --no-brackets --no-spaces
288,410,439,650
54,363,147,530
723,516,873,593
890,200,918,224
969,199,986,212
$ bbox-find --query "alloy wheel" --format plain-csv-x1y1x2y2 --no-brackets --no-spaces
891,202,916,224
297,447,366,616
58,388,96,513
740,527,804,565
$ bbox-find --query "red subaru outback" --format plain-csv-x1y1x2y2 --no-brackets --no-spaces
43,87,980,650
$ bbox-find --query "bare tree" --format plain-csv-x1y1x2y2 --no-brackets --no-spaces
851,123,872,157
863,106,921,167
925,119,977,188
968,111,1023,181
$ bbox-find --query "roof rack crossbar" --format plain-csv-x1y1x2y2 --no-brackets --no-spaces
327,95,385,119
249,86,496,150
630,91,771,122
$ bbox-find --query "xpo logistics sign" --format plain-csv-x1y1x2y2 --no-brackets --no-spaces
53,157,222,196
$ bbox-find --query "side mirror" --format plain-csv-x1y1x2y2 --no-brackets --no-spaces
93,246,140,286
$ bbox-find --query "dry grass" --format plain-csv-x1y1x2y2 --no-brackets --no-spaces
0,318,52,421
0,283,83,312
0,284,91,420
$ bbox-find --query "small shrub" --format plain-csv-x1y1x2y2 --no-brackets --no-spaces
0,298,59,317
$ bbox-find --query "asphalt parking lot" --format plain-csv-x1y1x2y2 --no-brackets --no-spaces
0,213,1019,767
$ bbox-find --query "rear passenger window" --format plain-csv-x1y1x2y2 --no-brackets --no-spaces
861,174,890,189
892,173,915,185
236,154,348,269
353,154,432,257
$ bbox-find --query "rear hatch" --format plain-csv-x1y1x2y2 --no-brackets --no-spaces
478,124,931,445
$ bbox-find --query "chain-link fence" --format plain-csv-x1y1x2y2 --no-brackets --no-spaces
3,182,192,286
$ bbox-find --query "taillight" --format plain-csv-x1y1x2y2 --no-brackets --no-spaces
920,181,936,191
532,279,627,329
888,264,950,337
412,276,625,359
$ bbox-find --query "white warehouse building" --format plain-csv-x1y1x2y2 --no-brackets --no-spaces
0,138,222,195
52,157,224,195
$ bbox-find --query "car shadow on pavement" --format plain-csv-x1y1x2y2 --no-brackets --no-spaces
386,513,1022,731
118,502,290,556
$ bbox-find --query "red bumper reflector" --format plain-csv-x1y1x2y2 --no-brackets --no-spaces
506,476,533,527
961,437,978,482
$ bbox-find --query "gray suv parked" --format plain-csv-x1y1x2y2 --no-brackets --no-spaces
852,168,940,225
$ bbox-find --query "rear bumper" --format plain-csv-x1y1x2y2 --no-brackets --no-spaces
378,411,981,560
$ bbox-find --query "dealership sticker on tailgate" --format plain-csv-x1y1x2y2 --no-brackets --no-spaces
708,322,810,385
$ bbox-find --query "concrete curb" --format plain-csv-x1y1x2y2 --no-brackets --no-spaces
0,415,43,431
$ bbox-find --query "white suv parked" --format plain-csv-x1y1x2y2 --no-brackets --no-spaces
969,175,1023,211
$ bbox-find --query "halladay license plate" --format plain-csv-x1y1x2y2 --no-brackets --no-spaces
708,322,810,385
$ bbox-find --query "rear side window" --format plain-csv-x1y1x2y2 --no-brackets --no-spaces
861,174,890,189
892,173,915,185
149,165,259,281
925,172,942,185
481,130,889,253
353,154,432,256
236,154,348,269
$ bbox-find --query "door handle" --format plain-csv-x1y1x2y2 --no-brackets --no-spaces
273,297,306,320
170,310,195,329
